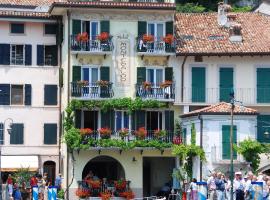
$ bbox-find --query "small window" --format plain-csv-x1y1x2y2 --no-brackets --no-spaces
0,123,4,145
11,45,24,65
10,123,24,144
44,46,58,66
44,123,57,144
44,24,57,35
11,85,24,105
10,23,25,34
44,85,58,105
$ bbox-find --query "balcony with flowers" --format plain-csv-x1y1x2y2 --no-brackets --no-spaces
70,32,113,54
136,80,175,101
137,34,175,56
71,80,114,99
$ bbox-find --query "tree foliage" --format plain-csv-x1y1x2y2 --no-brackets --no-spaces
176,3,206,13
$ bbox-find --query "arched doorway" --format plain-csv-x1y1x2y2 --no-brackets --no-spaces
82,156,125,181
43,161,56,186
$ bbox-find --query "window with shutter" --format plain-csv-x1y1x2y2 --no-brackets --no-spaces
222,125,237,160
11,45,24,65
0,123,3,145
25,44,32,66
10,123,24,144
0,44,10,65
100,21,110,34
72,20,81,35
257,115,270,143
45,45,58,66
192,67,206,102
44,123,57,144
44,24,57,35
138,21,147,37
257,68,270,103
11,85,24,105
0,84,10,105
44,85,58,105
220,68,233,102
10,23,25,34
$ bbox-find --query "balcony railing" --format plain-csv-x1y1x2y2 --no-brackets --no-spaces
70,35,113,53
136,83,175,101
71,82,114,98
80,130,176,144
181,87,270,105
137,36,175,54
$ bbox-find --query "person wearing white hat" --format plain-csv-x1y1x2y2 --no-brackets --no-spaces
234,171,245,200
244,171,253,200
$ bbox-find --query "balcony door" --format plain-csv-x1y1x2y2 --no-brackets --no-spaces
146,111,162,131
115,111,130,131
146,68,164,85
147,23,164,41
82,67,99,96
82,21,99,40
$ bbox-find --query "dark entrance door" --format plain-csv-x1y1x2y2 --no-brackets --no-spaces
43,161,56,186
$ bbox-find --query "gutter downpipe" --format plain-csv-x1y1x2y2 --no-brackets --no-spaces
66,9,71,200
181,55,188,102
199,114,203,181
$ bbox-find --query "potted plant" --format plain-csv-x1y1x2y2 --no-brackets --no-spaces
160,80,173,88
100,191,112,200
75,188,91,200
99,127,112,139
96,80,109,87
142,81,152,90
154,129,167,139
119,190,135,200
142,34,154,43
76,32,89,43
173,136,182,145
80,128,93,136
162,34,174,44
77,80,89,87
118,128,129,139
97,32,110,43
135,127,147,140
114,179,127,191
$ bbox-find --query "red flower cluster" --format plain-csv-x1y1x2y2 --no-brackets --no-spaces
87,180,101,189
142,34,154,43
119,190,135,200
79,128,93,136
162,34,174,44
97,32,110,42
135,127,147,140
173,136,182,145
76,32,89,42
99,127,112,138
100,191,111,200
114,180,127,190
75,188,91,198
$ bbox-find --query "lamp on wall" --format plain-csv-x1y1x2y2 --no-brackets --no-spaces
132,157,137,162
264,130,270,138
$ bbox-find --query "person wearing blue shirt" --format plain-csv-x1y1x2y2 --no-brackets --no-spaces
215,172,225,200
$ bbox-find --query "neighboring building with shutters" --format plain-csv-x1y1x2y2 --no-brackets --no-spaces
49,0,178,198
181,102,258,180
0,1,61,183
174,12,270,176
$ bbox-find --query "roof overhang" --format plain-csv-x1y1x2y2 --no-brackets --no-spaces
181,112,259,118
176,52,270,57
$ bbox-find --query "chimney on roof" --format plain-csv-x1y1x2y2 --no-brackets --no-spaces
229,23,243,42
217,2,232,26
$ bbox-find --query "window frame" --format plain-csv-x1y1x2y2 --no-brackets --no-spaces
146,67,165,84
115,110,131,131
10,123,24,145
10,44,25,66
44,123,58,145
81,20,100,40
10,23,25,35
147,22,165,41
44,45,57,66
44,23,57,35
44,84,58,106
10,84,25,106
81,66,100,83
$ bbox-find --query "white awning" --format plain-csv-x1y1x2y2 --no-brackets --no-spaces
1,156,39,171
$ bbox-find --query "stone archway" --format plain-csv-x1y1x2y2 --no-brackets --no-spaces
82,156,125,181
43,161,56,185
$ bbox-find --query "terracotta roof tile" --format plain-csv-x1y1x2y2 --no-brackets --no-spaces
50,1,175,10
175,12,270,55
0,10,51,18
181,102,258,118
0,0,58,7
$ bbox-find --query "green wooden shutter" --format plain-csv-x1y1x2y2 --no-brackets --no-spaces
51,45,58,66
0,84,10,105
257,115,270,143
166,21,173,35
56,23,63,45
100,21,110,33
135,111,146,130
222,125,237,160
10,123,24,144
75,110,81,129
183,128,187,144
192,67,206,102
138,21,147,37
37,45,44,66
257,68,270,103
101,110,115,130
0,123,3,145
72,66,81,97
0,44,10,65
44,85,58,105
59,68,64,88
44,123,57,144
165,67,173,81
220,68,233,102
165,110,174,132
72,20,81,35
137,67,146,83
100,66,110,98
24,84,31,106
24,44,32,66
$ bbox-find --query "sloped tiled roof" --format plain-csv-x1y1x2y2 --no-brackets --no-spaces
0,0,57,7
181,102,258,118
175,12,270,56
50,1,175,11
0,10,51,18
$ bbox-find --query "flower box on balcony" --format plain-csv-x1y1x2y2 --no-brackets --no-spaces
143,34,154,43
77,80,89,87
96,80,110,87
119,190,135,200
75,188,91,199
100,191,112,200
80,128,93,136
99,127,112,139
160,80,173,88
114,180,127,191
118,128,129,139
135,127,147,140
142,81,152,90
154,129,167,139
76,32,89,43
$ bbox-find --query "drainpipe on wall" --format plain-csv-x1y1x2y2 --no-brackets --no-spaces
66,9,71,200
181,56,187,102
198,114,203,181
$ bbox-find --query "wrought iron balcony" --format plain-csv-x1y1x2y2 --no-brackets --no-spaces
137,36,175,55
135,82,175,101
70,35,113,53
71,81,114,99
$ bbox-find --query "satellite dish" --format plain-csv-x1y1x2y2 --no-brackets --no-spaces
218,14,227,26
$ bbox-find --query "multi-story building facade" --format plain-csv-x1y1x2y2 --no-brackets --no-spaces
0,0,61,184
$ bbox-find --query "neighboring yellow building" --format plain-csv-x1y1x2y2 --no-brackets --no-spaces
50,1,179,199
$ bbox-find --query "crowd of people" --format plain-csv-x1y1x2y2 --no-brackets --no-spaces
3,173,62,200
187,171,270,200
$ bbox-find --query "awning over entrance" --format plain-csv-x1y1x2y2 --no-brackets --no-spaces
1,156,39,172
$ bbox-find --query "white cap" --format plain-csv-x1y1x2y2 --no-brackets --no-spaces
235,171,242,175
